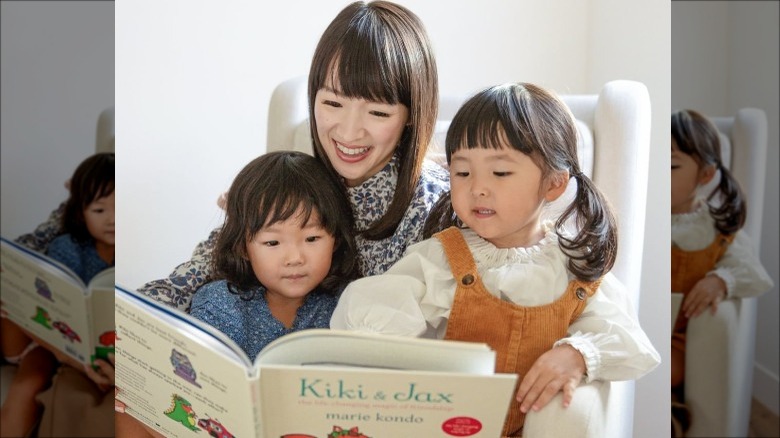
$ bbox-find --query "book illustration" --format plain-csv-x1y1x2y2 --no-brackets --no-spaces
99,330,117,346
328,425,371,437
197,416,235,438
30,306,54,329
164,394,200,431
280,425,370,438
52,321,82,343
171,349,202,388
35,277,54,301
92,330,117,364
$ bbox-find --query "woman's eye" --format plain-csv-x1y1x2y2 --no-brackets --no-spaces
369,110,390,118
262,240,279,247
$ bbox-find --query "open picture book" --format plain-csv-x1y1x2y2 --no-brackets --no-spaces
115,285,518,438
0,237,115,365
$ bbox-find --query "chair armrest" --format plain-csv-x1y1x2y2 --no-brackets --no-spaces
684,297,756,437
524,380,610,438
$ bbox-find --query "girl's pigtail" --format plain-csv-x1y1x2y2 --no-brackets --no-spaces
707,163,746,235
556,172,618,281
422,191,456,239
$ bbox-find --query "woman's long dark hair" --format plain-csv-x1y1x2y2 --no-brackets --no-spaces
308,1,438,240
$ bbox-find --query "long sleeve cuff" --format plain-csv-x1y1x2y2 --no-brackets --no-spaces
554,334,602,383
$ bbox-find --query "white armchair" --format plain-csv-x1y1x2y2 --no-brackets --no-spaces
684,108,768,438
266,77,652,437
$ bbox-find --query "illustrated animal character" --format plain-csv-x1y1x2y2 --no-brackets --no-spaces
197,417,234,438
164,394,199,431
35,277,54,301
30,306,53,329
52,321,81,342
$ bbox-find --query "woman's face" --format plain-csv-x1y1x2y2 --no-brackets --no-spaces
314,87,409,187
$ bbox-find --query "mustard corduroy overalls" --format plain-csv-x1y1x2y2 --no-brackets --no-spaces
671,233,734,361
436,227,601,437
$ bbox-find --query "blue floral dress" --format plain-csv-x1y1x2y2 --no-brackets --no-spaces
189,280,338,359
47,234,113,284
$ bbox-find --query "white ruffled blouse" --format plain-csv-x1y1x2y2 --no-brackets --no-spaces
331,223,660,382
671,200,773,298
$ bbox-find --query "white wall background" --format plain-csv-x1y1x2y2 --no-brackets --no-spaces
672,1,780,415
116,1,670,436
0,1,115,240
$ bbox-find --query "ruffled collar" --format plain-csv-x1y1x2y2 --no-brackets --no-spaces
672,199,709,227
460,221,560,268
346,154,399,232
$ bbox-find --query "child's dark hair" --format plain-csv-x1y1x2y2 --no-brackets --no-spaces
671,109,746,234
424,83,617,281
62,152,115,244
308,0,438,241
212,151,360,296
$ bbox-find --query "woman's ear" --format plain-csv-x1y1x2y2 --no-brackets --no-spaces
544,170,569,202
698,164,717,185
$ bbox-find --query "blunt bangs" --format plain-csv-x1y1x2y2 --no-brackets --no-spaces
445,85,534,162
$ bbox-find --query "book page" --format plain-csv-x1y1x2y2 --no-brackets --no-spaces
0,237,94,363
88,271,115,364
115,287,258,438
256,329,496,374
258,365,517,437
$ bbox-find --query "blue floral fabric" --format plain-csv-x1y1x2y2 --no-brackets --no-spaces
46,234,113,284
189,280,338,359
138,154,450,312
15,202,66,253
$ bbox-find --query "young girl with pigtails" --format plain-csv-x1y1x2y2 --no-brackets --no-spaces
331,82,660,437
670,109,772,435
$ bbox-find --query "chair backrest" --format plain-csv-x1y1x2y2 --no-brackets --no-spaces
266,77,651,306
96,106,115,153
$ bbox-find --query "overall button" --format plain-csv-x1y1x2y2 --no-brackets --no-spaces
462,274,475,285
576,287,587,300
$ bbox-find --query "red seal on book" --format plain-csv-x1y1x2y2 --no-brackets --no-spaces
441,416,482,436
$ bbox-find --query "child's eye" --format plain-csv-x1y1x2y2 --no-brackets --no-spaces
322,100,341,108
671,165,680,170
91,208,105,213
493,172,512,177
262,240,280,247
305,236,322,243
454,171,470,177
369,110,390,118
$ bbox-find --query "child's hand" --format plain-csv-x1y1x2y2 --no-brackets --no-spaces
516,344,586,413
83,352,115,391
115,387,127,414
682,275,726,319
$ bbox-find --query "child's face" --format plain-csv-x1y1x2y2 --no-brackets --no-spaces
314,86,409,187
671,136,713,214
84,191,115,248
246,208,336,303
449,143,552,249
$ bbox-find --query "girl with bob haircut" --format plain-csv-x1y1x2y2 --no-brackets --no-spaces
332,83,660,437
189,151,360,359
669,109,772,435
1,152,115,437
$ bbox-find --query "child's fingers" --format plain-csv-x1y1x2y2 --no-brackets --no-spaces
518,374,553,413
561,378,578,408
83,362,111,386
95,357,116,383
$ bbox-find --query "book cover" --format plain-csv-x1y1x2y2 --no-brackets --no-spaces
115,286,517,438
0,237,115,365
